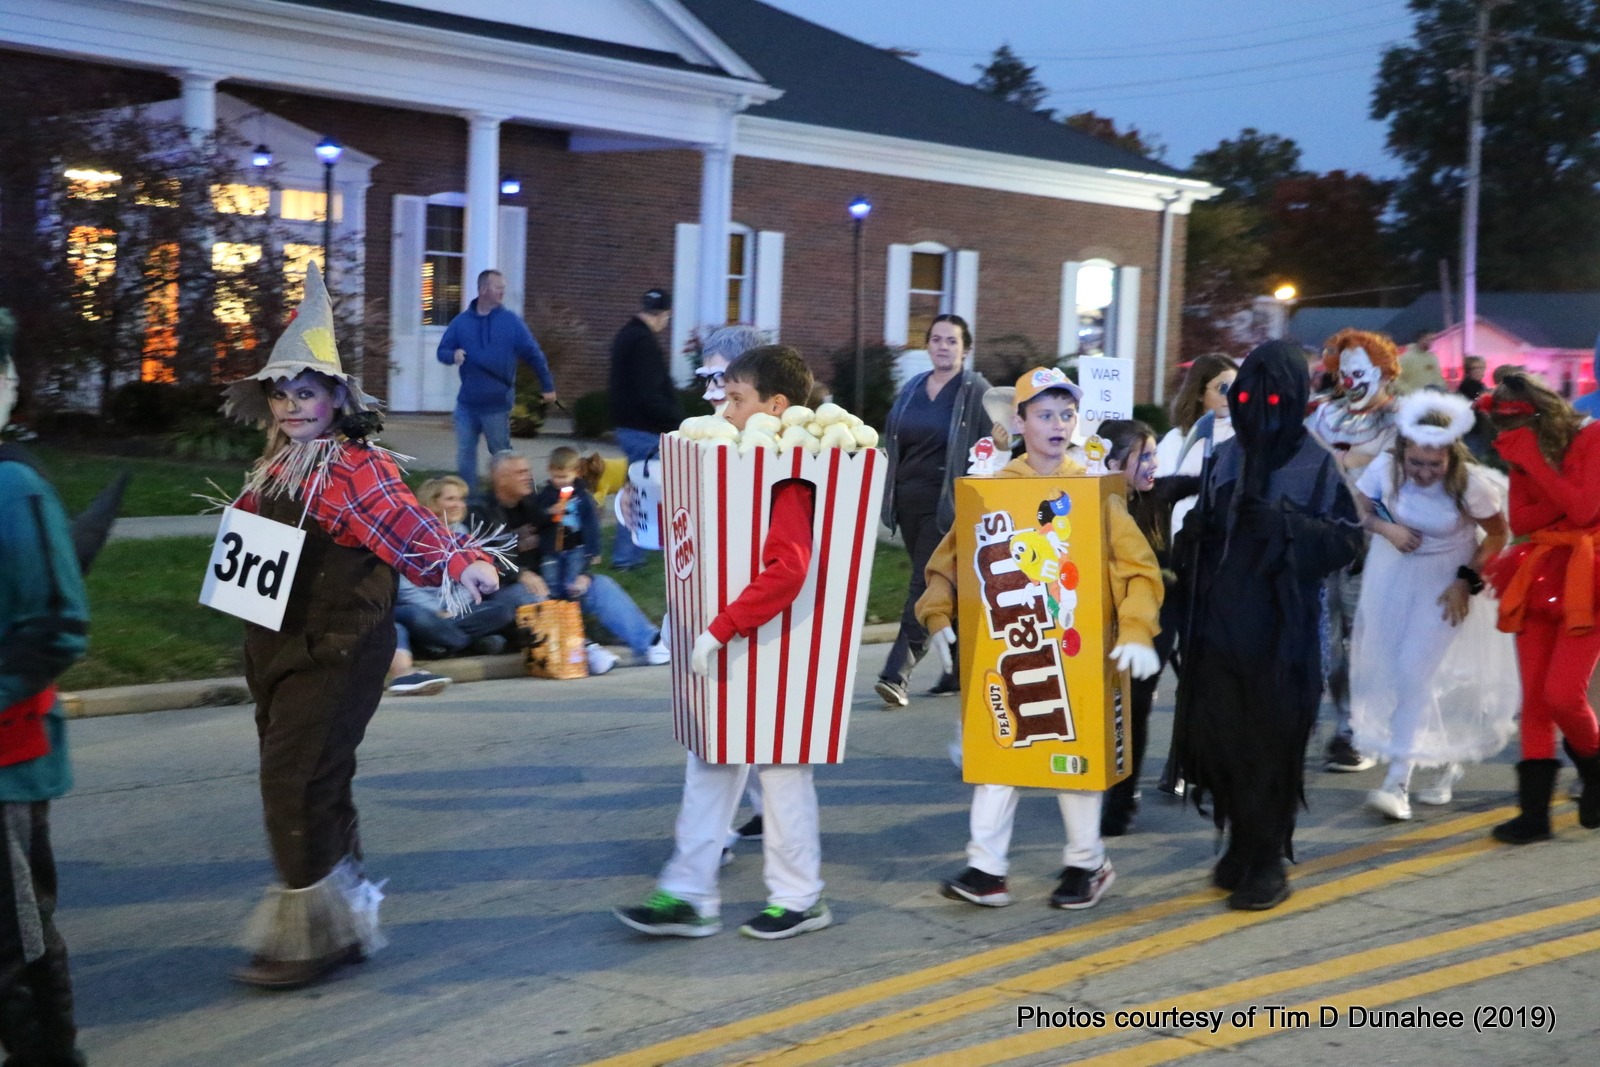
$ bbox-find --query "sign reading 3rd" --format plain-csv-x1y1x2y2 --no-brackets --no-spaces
198,507,307,631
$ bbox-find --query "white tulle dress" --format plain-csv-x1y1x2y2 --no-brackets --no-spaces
1348,455,1519,765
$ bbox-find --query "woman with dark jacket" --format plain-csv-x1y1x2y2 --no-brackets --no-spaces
876,314,992,707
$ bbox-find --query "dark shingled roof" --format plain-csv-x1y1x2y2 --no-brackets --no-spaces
678,0,1186,176
1383,292,1600,350
1285,307,1404,348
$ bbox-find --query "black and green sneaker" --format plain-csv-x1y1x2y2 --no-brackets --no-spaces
737,901,832,940
614,891,721,937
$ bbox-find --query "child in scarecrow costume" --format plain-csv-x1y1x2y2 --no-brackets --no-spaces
220,264,504,989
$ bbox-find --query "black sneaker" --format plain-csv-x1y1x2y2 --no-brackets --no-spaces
738,902,832,940
1325,737,1376,773
1049,860,1115,910
387,670,451,696
939,867,1012,907
735,815,764,840
927,672,960,695
875,679,910,708
614,891,721,937
469,634,508,655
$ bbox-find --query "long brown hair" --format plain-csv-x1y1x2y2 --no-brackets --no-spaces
1390,411,1473,514
1169,352,1236,435
1494,370,1584,466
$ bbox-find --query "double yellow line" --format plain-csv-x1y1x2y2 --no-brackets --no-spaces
586,805,1582,1067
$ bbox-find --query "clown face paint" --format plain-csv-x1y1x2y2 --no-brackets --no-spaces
268,371,344,443
1339,347,1387,411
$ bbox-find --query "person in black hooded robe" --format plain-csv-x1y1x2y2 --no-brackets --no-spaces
1171,340,1364,910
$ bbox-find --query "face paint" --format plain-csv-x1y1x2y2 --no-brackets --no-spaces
1339,347,1387,412
268,372,343,443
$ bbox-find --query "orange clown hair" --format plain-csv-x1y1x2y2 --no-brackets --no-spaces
1321,328,1399,381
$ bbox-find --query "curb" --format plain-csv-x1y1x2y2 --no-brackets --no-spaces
61,622,904,719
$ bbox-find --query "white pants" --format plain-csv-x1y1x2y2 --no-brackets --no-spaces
967,784,1105,877
659,752,822,917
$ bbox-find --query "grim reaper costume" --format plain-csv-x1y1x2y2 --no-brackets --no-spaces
1172,341,1363,910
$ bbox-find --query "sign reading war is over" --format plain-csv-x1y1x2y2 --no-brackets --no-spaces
199,507,307,631
953,474,1129,792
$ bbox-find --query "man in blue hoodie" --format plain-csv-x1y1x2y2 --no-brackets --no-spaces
437,269,558,490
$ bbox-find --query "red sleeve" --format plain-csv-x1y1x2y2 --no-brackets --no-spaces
1502,424,1600,530
709,480,816,643
1507,473,1561,536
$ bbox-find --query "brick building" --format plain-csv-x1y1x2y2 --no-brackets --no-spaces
2,0,1215,410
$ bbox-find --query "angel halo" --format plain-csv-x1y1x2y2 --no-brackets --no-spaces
1395,390,1475,448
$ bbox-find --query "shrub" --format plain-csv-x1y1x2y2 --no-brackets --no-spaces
827,343,898,430
1133,402,1172,436
109,381,180,434
572,390,613,439
164,414,261,461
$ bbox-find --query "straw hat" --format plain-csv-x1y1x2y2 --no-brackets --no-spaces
222,262,378,425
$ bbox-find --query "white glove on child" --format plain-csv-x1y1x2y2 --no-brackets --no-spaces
929,626,957,676
1109,643,1160,680
691,631,725,678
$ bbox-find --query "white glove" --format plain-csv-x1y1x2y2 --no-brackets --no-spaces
929,626,957,676
1109,643,1161,681
691,631,725,678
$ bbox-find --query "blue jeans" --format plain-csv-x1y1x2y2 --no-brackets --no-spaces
611,426,661,569
542,553,657,655
454,405,512,492
396,583,534,656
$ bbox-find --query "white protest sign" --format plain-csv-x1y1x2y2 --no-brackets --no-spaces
1077,356,1135,439
198,507,306,631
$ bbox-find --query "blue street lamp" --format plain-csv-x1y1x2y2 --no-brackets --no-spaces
500,176,522,196
314,136,343,265
849,196,872,414
251,144,273,168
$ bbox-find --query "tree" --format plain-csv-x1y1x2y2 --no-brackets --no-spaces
973,44,1053,116
1264,171,1397,303
1181,199,1268,355
1061,110,1166,161
1374,0,1600,289
1190,128,1304,204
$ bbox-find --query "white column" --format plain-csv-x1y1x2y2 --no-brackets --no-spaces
178,70,219,142
696,123,736,354
1153,194,1182,405
464,113,504,306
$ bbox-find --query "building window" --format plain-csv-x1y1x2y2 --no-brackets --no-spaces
908,248,951,345
66,226,116,320
281,188,343,223
422,203,464,326
64,168,119,201
1075,259,1117,357
142,243,179,383
212,184,270,216
726,228,754,324
283,243,323,303
211,242,262,325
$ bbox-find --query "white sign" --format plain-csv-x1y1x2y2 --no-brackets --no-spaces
198,507,306,631
1077,356,1135,438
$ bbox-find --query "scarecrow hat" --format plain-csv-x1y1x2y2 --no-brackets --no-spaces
222,261,378,425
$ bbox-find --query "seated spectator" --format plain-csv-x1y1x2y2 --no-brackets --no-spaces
387,620,452,696
397,474,532,658
535,447,670,666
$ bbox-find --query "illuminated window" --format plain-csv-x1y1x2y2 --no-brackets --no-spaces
65,168,120,201
281,188,343,223
908,249,950,345
67,226,116,320
422,204,464,326
1075,259,1117,358
283,243,323,303
726,228,752,324
212,242,262,325
142,243,179,383
212,183,270,216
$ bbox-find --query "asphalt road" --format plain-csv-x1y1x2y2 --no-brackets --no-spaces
57,645,1600,1066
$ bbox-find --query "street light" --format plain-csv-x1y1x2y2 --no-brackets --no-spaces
251,144,273,168
849,196,872,415
314,136,343,268
1272,283,1297,302
500,175,521,196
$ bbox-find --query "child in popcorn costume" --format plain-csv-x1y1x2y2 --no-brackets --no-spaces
615,346,833,940
219,265,503,988
917,368,1164,910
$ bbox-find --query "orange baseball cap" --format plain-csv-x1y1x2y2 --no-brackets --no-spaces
1013,366,1082,408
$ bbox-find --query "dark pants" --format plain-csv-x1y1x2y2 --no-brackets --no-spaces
1107,625,1174,820
246,621,396,888
881,504,944,687
0,802,81,1067
395,584,531,656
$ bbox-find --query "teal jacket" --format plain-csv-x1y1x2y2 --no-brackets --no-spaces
0,454,88,802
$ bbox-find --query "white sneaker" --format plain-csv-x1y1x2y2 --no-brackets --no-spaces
586,643,618,676
658,615,671,652
640,640,671,666
1366,784,1413,821
1414,763,1463,806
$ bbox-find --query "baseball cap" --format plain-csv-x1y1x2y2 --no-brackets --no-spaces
1013,366,1082,409
641,288,672,312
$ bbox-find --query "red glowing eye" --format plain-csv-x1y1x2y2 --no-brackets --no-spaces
1268,393,1280,406
1236,390,1250,404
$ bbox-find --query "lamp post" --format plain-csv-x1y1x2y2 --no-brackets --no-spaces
314,136,342,269
849,195,872,415
251,144,273,168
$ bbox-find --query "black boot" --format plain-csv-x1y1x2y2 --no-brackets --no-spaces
1491,759,1560,844
1562,740,1600,829
1226,836,1289,911
1212,834,1246,891
1101,778,1138,837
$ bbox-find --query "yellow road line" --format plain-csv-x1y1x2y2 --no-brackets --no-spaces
583,804,1531,1067
1074,925,1600,1067
897,893,1600,1066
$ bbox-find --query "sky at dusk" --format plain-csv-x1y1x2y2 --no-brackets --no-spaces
765,0,1419,177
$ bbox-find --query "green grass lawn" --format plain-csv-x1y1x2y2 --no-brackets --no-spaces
65,536,918,691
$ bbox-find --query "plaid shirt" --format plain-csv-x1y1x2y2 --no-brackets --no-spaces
239,444,488,586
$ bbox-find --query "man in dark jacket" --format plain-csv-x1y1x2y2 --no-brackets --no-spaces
437,269,557,492
607,288,679,568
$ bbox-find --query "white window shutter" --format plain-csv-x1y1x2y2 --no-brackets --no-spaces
671,222,701,385
497,205,528,318
954,249,980,338
1115,266,1142,362
1059,261,1082,357
753,230,784,339
389,194,426,411
884,243,912,347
